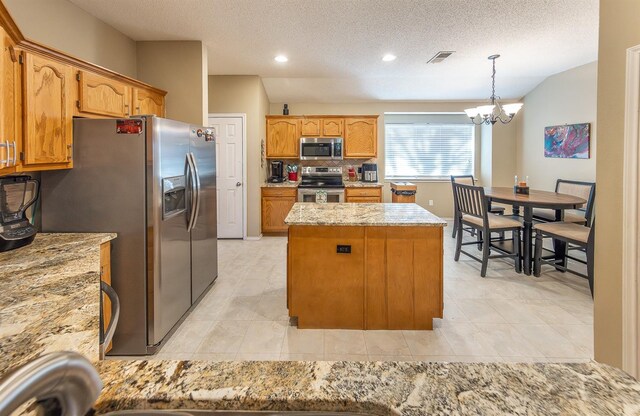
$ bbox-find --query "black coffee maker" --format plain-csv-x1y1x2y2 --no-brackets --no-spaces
268,161,285,183
0,175,40,252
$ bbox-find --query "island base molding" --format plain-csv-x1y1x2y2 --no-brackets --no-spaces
287,225,444,330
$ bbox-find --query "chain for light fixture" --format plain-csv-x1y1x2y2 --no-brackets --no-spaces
465,54,523,125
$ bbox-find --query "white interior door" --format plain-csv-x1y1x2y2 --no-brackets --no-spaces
209,116,244,238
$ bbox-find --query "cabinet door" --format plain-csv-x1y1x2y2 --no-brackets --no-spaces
301,118,321,136
77,70,131,118
262,193,296,233
344,117,377,158
322,118,343,136
132,87,165,117
0,27,19,175
266,118,299,158
23,52,74,167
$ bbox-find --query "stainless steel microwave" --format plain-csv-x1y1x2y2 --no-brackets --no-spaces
300,137,343,160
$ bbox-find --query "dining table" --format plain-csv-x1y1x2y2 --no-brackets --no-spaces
484,187,587,275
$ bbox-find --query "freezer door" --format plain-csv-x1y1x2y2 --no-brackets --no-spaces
41,118,148,355
147,118,192,346
190,127,218,302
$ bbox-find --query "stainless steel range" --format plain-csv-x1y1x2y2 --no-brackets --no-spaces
297,166,345,203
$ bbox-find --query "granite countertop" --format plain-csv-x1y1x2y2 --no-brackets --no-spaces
94,359,640,415
344,181,384,188
0,232,116,376
262,180,300,188
284,202,447,227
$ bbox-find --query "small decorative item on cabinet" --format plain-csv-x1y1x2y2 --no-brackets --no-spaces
283,104,289,115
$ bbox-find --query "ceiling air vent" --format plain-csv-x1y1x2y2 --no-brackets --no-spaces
427,51,455,64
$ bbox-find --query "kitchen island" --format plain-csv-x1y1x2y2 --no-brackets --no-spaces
284,203,447,330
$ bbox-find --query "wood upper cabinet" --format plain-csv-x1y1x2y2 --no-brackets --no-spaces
322,118,343,136
0,26,20,175
266,118,300,158
301,118,321,136
132,87,165,117
261,187,297,233
77,70,131,118
22,52,73,168
344,117,377,158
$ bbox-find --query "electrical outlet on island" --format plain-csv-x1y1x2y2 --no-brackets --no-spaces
428,200,434,206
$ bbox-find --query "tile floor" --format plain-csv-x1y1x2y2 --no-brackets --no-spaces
155,222,594,362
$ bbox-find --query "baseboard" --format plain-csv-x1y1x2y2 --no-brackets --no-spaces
244,235,263,241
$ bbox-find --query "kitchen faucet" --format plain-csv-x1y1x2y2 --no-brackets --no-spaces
0,351,103,416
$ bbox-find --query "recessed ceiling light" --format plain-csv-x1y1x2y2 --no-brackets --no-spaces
274,55,288,63
382,54,397,62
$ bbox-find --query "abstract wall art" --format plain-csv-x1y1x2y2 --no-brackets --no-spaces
544,123,590,159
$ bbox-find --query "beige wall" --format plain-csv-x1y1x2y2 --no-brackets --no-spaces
516,62,598,189
136,41,208,125
4,0,137,77
269,102,517,218
209,76,269,237
594,0,640,370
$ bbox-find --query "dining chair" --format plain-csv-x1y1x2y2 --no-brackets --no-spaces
533,179,595,226
452,182,522,277
450,175,505,238
533,219,594,297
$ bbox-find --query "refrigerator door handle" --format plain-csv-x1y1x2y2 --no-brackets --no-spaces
185,153,198,232
189,152,202,229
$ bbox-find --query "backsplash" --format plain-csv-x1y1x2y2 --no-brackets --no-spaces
269,158,377,181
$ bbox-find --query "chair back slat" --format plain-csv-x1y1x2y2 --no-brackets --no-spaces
452,182,487,220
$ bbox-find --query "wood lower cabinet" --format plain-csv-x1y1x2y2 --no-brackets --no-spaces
288,225,443,330
22,52,74,169
345,187,382,202
77,70,131,118
132,87,165,117
100,241,112,353
261,187,297,233
0,26,19,175
344,117,377,158
266,118,299,158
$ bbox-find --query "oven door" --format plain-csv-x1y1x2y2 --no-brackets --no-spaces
300,138,338,160
297,188,344,203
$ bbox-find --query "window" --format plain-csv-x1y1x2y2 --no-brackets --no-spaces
385,118,475,180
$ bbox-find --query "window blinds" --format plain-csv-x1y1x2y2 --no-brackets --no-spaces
385,123,475,180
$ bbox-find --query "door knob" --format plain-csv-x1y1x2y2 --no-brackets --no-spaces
236,182,242,187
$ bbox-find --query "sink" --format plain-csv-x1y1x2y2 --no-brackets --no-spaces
103,412,372,416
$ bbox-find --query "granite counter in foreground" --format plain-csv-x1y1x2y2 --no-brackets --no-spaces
0,233,116,375
95,359,640,415
285,202,446,227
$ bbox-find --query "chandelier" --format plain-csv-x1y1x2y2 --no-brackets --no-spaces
465,54,523,125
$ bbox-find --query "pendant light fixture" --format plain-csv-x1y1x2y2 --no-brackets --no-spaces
465,54,523,125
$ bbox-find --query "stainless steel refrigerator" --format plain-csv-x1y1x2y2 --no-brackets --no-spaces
41,116,218,355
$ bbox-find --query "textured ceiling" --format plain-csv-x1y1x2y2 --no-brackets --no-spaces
67,0,599,103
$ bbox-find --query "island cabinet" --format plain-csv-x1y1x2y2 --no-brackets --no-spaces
261,187,297,233
345,187,382,203
286,203,446,330
266,118,299,158
344,117,377,158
